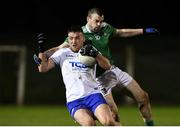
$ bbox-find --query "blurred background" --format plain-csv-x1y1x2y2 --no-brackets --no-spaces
0,0,180,125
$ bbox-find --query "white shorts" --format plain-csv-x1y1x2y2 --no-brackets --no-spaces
96,66,133,96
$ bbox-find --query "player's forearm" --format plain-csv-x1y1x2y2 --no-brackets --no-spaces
116,29,143,37
44,47,59,58
38,53,49,72
44,42,69,58
96,54,111,70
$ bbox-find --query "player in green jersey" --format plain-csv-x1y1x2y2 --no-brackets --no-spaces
41,8,158,126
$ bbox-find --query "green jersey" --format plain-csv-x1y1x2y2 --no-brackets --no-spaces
82,22,116,76
64,22,116,76
82,22,116,64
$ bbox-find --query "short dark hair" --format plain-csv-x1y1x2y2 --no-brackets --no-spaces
88,8,104,17
67,25,83,34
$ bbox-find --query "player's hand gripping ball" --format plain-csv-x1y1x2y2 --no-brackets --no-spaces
79,43,98,67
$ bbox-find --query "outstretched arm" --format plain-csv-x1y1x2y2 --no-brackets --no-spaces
38,53,55,72
115,28,159,37
115,28,143,37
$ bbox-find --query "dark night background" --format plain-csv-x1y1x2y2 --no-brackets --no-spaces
0,0,180,105
0,0,179,35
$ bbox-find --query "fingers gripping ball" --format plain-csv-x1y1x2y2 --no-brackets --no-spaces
79,43,98,67
80,43,99,58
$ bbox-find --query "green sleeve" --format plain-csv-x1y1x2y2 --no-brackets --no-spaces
106,23,117,37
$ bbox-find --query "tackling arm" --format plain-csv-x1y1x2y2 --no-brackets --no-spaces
44,42,69,58
79,43,111,70
96,54,111,70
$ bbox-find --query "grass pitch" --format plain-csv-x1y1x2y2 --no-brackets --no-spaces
0,105,179,126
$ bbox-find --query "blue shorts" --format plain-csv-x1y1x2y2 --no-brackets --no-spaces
66,93,107,118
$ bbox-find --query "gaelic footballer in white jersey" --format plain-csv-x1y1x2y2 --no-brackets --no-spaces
50,48,100,103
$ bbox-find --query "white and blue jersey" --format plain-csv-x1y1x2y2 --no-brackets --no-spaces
50,48,101,103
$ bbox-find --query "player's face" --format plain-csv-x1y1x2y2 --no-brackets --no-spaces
87,13,104,32
68,32,85,52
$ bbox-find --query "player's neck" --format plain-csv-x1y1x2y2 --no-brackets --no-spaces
70,47,79,53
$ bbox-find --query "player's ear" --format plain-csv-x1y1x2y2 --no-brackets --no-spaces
87,15,90,22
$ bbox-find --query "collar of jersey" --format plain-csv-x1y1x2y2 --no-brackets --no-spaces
85,24,105,34
85,24,92,33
